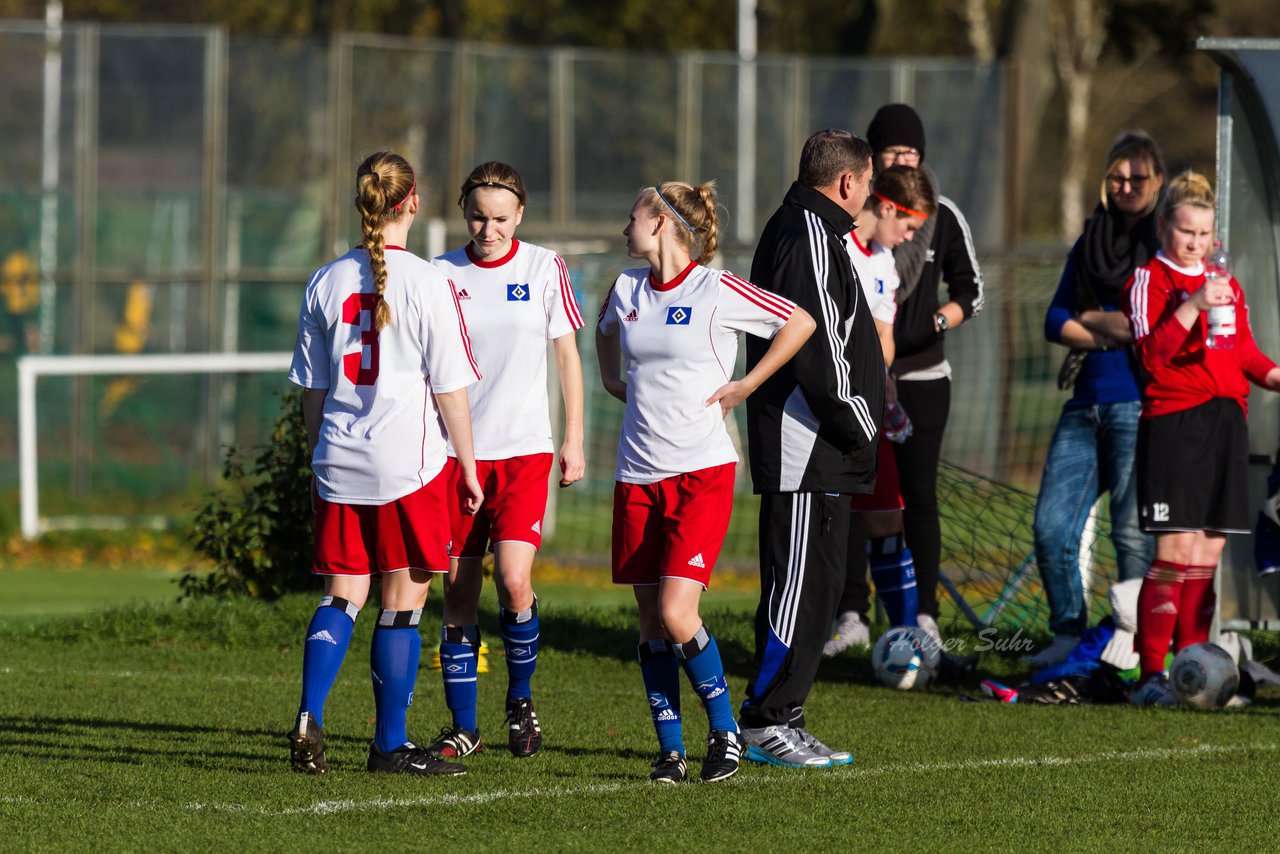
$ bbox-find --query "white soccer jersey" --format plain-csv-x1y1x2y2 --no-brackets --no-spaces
845,231,899,325
598,262,795,484
289,247,480,505
433,240,585,459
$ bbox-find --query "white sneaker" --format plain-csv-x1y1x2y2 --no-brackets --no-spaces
739,724,832,768
1021,634,1080,669
822,611,870,657
916,613,942,646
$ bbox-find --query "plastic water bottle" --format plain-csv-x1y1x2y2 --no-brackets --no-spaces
1205,242,1236,351
884,399,913,443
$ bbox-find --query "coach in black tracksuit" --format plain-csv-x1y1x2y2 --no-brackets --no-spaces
836,104,985,641
738,130,884,760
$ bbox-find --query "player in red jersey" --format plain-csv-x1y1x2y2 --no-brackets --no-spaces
1124,170,1280,705
427,162,586,759
287,150,484,775
597,180,815,783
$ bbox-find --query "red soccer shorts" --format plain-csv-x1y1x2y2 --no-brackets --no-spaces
312,467,451,575
611,463,736,587
850,436,904,513
447,453,553,558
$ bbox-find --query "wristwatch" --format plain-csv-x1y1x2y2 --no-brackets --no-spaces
933,312,949,333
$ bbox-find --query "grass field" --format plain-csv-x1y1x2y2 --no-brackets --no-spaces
2,564,1280,851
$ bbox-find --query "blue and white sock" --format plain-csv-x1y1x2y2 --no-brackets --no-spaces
638,638,684,755
673,625,737,734
870,533,918,627
500,598,539,701
439,624,480,733
298,596,359,727
370,608,423,753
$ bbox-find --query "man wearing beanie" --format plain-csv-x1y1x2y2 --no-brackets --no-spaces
827,103,984,653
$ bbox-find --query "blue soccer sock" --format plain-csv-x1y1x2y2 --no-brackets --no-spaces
673,625,737,734
870,533,918,627
298,596,360,728
499,598,539,701
370,609,423,753
439,624,480,733
637,639,684,755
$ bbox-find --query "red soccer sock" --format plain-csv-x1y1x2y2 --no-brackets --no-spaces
1135,560,1185,678
1175,564,1217,650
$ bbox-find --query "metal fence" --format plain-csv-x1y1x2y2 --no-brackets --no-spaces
0,22,1068,559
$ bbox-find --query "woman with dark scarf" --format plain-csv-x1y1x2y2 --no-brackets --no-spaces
1022,132,1166,669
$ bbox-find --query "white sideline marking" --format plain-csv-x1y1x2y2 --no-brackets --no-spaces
193,741,1277,816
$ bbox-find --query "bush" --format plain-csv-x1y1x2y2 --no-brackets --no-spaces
181,389,313,599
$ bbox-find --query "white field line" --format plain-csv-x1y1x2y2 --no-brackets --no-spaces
184,741,1278,816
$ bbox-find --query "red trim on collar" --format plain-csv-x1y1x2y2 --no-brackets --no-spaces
849,230,873,257
465,239,520,268
648,259,697,292
385,245,407,251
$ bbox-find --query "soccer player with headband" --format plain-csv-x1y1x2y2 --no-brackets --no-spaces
825,165,937,658
427,161,586,760
597,180,816,784
287,150,484,777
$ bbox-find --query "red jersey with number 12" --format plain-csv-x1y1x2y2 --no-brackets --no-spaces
289,247,480,504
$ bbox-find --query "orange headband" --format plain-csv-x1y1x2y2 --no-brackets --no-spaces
872,191,929,220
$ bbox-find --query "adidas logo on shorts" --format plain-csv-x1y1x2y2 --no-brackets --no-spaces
687,553,706,568
531,519,541,534
307,630,338,645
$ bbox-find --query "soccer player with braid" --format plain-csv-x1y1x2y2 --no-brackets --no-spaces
1124,170,1280,706
426,162,586,760
597,181,815,783
287,151,484,775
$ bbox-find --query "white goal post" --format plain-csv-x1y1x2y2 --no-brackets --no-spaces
17,352,292,539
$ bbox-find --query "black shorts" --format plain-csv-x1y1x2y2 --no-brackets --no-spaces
1137,398,1250,534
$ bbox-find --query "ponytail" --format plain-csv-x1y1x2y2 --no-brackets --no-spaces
354,151,416,332
641,179,721,265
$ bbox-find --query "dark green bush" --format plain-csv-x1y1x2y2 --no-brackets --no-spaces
181,389,313,599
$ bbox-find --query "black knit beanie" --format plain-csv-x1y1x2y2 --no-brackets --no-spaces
866,103,926,161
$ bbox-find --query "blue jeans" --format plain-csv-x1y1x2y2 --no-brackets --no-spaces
1032,401,1154,637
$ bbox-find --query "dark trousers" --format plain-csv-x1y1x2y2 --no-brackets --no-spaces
741,491,851,729
837,377,950,620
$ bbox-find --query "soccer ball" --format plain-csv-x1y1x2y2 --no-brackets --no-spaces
872,626,940,690
1169,642,1239,709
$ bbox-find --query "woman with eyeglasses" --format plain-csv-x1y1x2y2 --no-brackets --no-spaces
853,103,985,649
1022,132,1166,670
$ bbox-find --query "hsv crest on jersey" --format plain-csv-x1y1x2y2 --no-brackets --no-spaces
666,306,692,325
507,283,530,301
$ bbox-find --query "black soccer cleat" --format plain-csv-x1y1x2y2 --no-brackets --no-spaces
505,697,543,758
425,725,484,759
649,750,688,784
700,730,742,783
367,742,467,776
289,711,328,775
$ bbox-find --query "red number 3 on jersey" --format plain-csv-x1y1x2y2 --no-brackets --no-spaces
341,293,381,385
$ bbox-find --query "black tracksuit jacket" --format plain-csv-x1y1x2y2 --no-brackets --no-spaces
745,182,884,495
